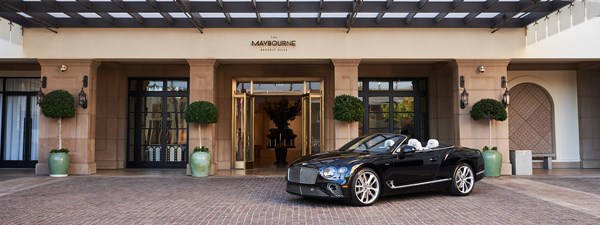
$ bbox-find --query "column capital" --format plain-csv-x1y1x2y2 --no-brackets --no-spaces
38,59,101,70
187,59,219,68
331,59,361,67
452,59,510,68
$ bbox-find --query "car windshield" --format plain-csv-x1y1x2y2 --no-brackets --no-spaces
338,134,407,153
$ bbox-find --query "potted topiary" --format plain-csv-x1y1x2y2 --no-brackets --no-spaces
185,101,218,177
333,95,364,142
470,98,507,177
40,89,77,177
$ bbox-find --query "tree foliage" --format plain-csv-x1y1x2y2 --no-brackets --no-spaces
185,101,218,124
333,94,364,123
470,98,507,122
40,90,76,119
381,98,414,122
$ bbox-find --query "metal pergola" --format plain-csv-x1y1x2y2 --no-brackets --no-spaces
0,0,572,33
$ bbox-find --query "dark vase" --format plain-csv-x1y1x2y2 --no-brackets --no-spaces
275,147,288,167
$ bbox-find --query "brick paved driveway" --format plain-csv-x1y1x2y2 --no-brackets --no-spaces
1,176,599,225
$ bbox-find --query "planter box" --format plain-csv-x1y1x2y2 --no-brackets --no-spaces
510,150,532,175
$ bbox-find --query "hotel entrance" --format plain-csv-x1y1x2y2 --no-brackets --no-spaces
232,79,323,170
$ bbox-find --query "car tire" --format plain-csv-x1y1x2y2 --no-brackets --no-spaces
349,168,380,206
448,163,475,196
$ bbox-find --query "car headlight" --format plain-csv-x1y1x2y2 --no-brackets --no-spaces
322,167,336,179
338,167,348,174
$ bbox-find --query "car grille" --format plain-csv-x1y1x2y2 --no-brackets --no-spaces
287,184,329,197
287,167,318,184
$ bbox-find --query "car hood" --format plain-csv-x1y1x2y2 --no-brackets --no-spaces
290,151,369,168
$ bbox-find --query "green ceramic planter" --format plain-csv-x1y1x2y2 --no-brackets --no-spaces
190,151,211,177
48,152,70,177
482,149,502,177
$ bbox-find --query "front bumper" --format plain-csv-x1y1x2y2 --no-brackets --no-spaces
286,166,348,199
286,182,347,199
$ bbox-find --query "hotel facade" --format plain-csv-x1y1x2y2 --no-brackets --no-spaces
0,0,599,175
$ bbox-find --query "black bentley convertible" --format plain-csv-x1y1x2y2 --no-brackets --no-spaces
286,133,485,206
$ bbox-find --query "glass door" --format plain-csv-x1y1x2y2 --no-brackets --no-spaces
232,92,254,169
128,79,189,168
0,78,40,168
302,92,323,156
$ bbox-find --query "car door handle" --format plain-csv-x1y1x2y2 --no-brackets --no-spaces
430,157,438,162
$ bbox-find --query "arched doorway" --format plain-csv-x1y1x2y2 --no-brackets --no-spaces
509,83,554,155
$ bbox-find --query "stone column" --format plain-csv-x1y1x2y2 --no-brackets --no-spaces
187,59,218,175
331,59,361,149
452,60,512,175
95,63,126,169
36,59,100,175
578,68,600,168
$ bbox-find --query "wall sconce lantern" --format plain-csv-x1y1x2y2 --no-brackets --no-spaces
37,76,48,105
37,76,47,105
501,76,510,106
78,75,88,109
460,76,469,109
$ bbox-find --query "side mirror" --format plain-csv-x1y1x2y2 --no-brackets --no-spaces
402,145,417,154
395,145,416,159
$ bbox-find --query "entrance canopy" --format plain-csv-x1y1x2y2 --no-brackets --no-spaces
0,0,571,33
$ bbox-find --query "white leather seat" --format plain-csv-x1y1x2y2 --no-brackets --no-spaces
407,139,422,151
425,139,439,149
383,139,395,148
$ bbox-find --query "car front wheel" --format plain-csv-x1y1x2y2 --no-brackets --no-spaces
349,168,380,206
448,163,475,196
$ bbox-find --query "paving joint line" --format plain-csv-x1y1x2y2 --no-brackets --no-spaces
0,177,66,197
482,177,600,218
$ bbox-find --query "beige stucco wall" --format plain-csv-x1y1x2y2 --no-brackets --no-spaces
21,28,525,60
0,40,22,58
508,70,581,165
523,18,600,59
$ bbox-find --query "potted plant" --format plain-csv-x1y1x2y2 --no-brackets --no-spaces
189,146,210,177
40,89,77,177
263,98,301,166
333,94,364,142
185,101,218,177
470,98,507,177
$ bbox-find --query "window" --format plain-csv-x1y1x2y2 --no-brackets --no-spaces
359,78,428,141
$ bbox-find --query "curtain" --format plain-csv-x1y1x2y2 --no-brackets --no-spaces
3,96,26,160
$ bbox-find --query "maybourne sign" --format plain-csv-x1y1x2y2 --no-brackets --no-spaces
251,40,296,47
251,36,296,52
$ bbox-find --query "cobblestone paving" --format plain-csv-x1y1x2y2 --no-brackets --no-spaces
1,176,599,225
526,177,600,196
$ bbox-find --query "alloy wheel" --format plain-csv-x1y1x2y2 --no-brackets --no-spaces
354,171,380,205
454,164,474,194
